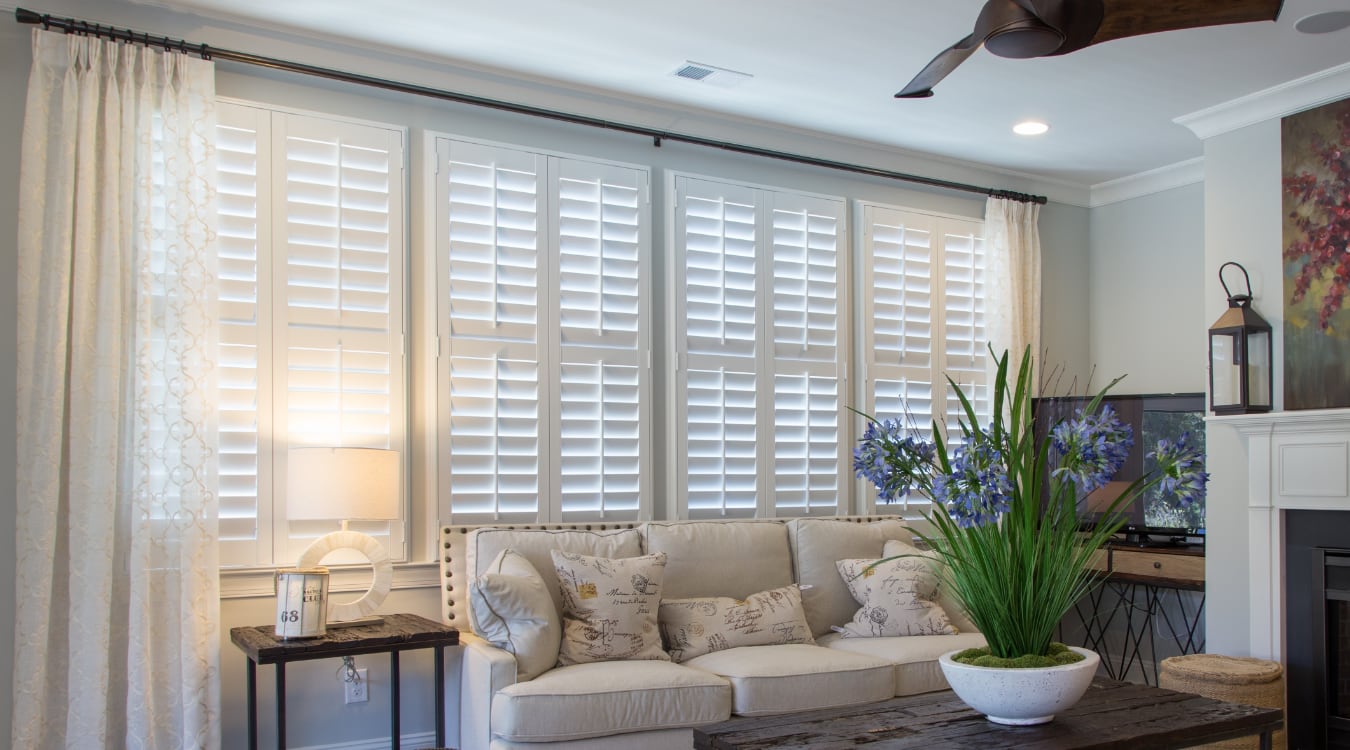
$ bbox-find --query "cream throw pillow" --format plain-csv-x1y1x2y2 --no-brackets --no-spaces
469,548,561,681
659,584,815,662
834,555,957,638
551,551,671,665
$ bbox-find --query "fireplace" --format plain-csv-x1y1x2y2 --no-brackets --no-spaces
1286,510,1350,749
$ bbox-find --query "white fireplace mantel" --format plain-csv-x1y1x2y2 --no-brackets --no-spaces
1212,408,1350,661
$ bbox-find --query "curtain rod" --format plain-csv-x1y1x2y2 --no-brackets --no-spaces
14,7,1047,205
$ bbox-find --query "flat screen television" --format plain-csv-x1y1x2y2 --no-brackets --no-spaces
1031,392,1206,547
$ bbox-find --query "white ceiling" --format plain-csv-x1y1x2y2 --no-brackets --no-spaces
141,0,1350,188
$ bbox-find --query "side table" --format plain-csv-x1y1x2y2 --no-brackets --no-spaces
230,612,459,750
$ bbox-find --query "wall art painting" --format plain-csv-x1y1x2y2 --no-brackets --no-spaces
1282,96,1350,410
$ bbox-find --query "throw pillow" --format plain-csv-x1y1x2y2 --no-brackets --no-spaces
551,550,671,665
659,584,815,662
469,548,561,681
883,538,980,634
834,555,957,638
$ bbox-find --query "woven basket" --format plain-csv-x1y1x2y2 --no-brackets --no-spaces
1159,654,1284,750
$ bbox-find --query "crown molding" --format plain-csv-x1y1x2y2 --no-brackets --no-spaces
1176,62,1350,140
1089,158,1204,208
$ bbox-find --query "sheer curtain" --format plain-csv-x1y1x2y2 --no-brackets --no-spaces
14,30,220,749
984,196,1042,391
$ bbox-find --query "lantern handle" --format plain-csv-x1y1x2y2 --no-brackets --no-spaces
1219,261,1253,303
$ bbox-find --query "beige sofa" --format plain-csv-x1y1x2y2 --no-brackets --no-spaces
438,516,985,750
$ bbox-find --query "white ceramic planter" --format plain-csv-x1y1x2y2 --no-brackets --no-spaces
938,646,1100,725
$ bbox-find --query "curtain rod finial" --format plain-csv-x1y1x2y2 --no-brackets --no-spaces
16,8,44,24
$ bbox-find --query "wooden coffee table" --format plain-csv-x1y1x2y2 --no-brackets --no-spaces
694,678,1282,749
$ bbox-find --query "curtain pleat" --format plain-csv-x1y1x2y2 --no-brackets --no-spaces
984,196,1043,391
15,29,220,750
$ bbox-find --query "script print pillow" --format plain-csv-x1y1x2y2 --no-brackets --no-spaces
835,556,957,638
659,584,815,662
552,551,670,665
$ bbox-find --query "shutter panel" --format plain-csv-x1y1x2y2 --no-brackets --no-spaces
859,206,989,512
216,102,274,566
272,113,406,564
677,178,761,518
554,159,648,521
768,193,845,516
439,140,544,523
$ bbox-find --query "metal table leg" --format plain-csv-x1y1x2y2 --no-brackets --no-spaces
246,658,257,750
391,650,401,749
435,645,445,747
276,662,286,750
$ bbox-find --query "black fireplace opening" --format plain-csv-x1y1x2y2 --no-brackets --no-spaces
1286,510,1350,749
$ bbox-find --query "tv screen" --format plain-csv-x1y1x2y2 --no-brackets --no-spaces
1031,392,1206,545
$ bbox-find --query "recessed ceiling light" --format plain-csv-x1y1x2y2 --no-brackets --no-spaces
1295,11,1350,34
1013,120,1050,136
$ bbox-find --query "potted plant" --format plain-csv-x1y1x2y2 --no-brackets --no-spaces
853,348,1208,725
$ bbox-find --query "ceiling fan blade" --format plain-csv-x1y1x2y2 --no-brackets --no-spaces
1091,0,1283,45
895,34,981,98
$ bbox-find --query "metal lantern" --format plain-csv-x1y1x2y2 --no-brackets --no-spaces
1208,262,1273,415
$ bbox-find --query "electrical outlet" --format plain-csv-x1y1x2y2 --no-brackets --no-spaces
344,668,368,704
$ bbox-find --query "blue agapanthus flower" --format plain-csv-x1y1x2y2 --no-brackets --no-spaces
1050,405,1133,493
852,418,935,504
931,432,1013,528
1147,431,1209,505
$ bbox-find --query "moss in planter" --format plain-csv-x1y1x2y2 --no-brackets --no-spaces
951,642,1085,668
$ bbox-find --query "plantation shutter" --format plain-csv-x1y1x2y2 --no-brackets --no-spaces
673,176,846,519
859,203,987,512
768,193,845,516
216,103,273,566
215,102,407,567
437,137,651,524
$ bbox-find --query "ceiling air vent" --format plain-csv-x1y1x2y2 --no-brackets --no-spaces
671,61,753,89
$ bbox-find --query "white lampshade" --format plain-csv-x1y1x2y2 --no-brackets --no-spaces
287,447,399,521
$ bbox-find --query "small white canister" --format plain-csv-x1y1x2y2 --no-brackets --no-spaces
274,567,330,639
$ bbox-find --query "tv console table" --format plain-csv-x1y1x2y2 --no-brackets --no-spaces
1070,543,1205,685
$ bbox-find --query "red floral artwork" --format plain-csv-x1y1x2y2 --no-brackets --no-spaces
1283,105,1350,332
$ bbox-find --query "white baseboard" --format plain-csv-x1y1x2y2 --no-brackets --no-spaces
290,731,437,750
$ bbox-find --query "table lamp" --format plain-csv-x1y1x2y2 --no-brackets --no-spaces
287,446,400,627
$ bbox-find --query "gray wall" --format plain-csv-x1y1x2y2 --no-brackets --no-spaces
2,1,1096,746
1089,184,1208,395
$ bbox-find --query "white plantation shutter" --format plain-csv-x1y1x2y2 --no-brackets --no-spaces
436,137,650,524
215,101,407,567
673,176,846,519
859,204,987,512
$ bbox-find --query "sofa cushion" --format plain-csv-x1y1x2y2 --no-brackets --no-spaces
786,517,910,636
469,548,561,681
642,520,793,600
883,539,980,634
683,643,893,716
660,584,815,662
490,660,731,743
834,556,956,638
818,630,988,696
465,527,642,632
553,551,670,665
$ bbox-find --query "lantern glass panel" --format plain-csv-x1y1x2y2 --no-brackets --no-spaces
1248,329,1271,407
1211,331,1240,407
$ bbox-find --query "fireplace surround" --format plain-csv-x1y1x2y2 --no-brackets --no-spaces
1222,408,1350,749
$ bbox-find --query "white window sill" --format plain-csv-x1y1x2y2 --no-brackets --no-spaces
219,561,440,599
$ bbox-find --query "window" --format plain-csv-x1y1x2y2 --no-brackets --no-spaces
857,203,989,513
671,175,848,519
216,101,407,567
434,137,651,524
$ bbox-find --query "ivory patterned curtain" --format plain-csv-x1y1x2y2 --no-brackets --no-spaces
984,196,1043,391
14,29,220,749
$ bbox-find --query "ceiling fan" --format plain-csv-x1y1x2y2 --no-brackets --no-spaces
896,0,1285,98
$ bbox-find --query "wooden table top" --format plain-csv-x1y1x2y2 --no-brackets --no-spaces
693,678,1282,749
230,612,458,664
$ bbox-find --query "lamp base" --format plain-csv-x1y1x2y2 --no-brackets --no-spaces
326,615,384,630
296,529,394,624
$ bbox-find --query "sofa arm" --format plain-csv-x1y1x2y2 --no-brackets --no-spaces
457,633,519,750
